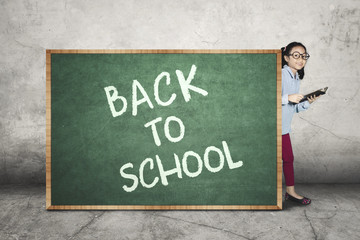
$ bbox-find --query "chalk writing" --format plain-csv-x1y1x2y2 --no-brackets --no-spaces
104,64,243,192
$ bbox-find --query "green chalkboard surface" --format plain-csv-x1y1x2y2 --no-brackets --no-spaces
46,50,282,210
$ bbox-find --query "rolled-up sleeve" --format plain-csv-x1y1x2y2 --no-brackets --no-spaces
295,100,310,113
282,94,289,105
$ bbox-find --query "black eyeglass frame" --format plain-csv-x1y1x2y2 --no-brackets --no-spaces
287,51,310,60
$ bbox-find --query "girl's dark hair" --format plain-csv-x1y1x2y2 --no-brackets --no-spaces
281,42,307,80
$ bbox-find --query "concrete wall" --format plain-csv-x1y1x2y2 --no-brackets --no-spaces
1,0,359,184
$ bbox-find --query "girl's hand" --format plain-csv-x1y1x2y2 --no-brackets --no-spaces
288,94,304,103
307,95,320,104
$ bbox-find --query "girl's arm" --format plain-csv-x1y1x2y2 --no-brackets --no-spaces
281,73,288,105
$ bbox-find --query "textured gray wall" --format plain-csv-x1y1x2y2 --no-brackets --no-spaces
1,0,359,184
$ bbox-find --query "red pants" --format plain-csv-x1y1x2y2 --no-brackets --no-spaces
282,134,294,186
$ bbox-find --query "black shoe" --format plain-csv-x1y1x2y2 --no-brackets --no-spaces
285,192,311,205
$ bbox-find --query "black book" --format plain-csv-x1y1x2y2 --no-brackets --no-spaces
300,87,328,103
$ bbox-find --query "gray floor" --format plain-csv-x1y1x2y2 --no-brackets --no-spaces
0,184,359,240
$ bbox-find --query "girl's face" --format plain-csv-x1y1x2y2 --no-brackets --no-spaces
284,46,307,75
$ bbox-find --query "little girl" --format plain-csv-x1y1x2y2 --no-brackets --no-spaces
281,42,320,205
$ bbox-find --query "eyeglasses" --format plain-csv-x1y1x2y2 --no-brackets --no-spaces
287,51,310,60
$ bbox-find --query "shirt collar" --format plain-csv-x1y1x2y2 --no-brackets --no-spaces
283,65,299,80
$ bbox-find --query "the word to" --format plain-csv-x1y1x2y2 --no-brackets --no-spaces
144,116,185,147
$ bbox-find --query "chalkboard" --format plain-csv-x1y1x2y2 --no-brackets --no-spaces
46,50,282,210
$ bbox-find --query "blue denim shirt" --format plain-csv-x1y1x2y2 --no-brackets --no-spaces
282,65,310,135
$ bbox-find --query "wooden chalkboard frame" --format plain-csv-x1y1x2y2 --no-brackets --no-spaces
46,49,282,210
